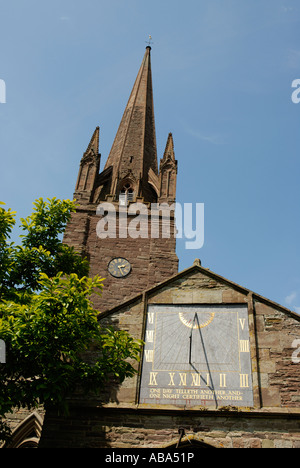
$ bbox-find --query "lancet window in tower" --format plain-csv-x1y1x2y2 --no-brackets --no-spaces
119,182,135,205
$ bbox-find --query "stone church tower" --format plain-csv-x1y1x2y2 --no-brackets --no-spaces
63,46,178,313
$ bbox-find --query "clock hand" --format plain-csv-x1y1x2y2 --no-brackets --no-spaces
118,265,127,275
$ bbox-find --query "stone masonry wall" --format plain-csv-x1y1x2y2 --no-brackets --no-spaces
40,407,300,448
63,204,178,313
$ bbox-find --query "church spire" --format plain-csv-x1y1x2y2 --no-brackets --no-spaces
103,46,158,202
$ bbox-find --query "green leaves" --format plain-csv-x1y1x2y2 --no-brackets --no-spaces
20,198,76,254
0,202,17,300
0,272,142,420
99,328,143,382
0,198,143,443
1,198,88,296
0,201,16,243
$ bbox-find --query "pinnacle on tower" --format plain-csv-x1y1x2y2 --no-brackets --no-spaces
74,126,100,201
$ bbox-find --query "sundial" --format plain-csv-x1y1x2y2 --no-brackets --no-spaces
139,304,254,408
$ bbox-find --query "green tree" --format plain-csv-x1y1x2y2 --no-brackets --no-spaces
0,199,142,443
0,201,16,301
4,198,89,297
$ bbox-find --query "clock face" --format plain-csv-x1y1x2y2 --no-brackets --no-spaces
108,257,131,278
139,304,254,408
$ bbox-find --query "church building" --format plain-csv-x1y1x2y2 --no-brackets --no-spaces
6,47,300,449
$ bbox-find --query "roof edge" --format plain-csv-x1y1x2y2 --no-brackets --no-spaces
97,263,300,322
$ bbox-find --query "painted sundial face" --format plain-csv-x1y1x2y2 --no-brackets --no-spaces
139,304,254,408
178,310,215,329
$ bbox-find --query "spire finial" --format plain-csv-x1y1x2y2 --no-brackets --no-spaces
145,34,153,48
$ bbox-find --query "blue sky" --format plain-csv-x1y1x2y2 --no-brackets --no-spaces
0,0,299,313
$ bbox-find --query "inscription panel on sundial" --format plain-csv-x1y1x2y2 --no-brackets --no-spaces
139,304,254,408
